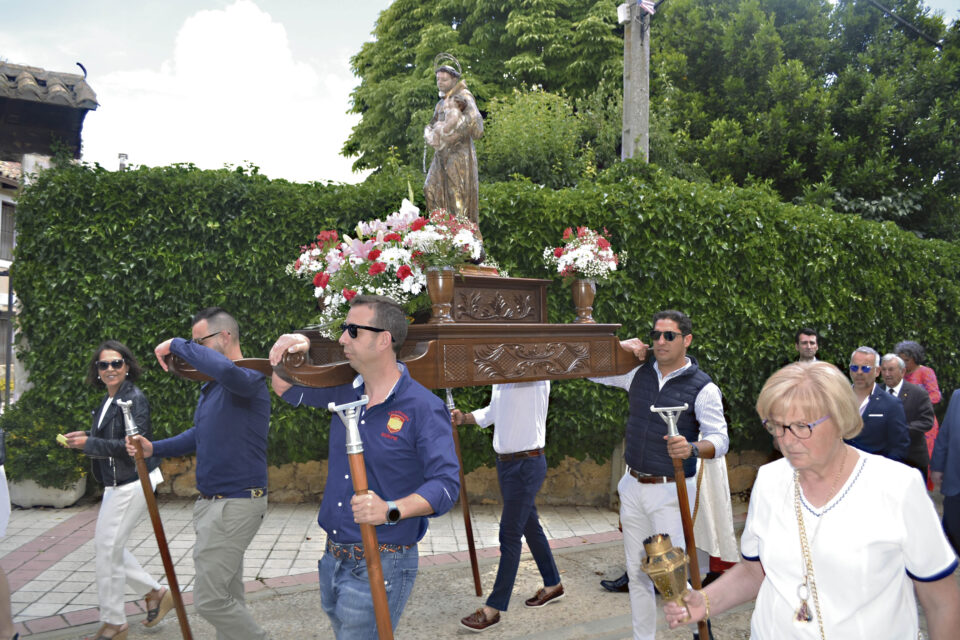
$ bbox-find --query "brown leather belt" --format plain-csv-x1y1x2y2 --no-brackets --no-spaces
497,448,544,462
628,468,674,484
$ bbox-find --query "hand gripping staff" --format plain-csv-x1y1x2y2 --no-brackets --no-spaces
328,396,393,640
117,400,193,640
650,404,710,639
445,389,482,596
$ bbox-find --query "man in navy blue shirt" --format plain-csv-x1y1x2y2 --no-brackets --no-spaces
129,308,270,640
846,346,909,462
269,295,460,639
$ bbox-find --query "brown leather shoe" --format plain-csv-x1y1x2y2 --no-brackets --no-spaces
525,584,565,607
460,608,501,632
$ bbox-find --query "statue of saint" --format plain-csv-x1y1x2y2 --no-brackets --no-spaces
424,54,483,225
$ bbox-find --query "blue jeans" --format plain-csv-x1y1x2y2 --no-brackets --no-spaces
319,543,418,640
486,455,560,611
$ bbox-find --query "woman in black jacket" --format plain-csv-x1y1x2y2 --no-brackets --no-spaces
63,341,172,640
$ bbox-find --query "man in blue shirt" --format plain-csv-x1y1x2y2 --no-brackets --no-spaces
932,389,960,556
846,346,909,462
269,295,460,639
129,308,270,640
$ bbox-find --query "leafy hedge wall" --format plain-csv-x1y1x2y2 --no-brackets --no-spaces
8,159,959,487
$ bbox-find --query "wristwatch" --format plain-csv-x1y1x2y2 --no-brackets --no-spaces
385,500,401,525
690,443,700,459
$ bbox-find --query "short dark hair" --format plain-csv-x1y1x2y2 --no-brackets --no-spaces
652,310,692,336
351,295,408,354
192,307,240,343
894,340,925,365
86,340,141,388
795,328,818,343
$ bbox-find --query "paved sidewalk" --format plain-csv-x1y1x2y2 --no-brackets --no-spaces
2,497,633,637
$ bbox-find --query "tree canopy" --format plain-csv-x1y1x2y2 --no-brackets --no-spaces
343,0,960,239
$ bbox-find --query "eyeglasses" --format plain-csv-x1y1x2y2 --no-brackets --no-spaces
193,330,222,345
340,323,394,342
97,359,125,371
649,330,684,342
762,415,830,439
848,364,873,373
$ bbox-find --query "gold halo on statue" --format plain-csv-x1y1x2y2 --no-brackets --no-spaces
433,52,462,78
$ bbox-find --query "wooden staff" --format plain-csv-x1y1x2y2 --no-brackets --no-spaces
445,389,482,596
117,400,193,640
651,404,710,640
329,397,393,640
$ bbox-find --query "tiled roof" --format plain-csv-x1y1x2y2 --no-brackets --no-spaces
0,161,20,187
0,62,98,110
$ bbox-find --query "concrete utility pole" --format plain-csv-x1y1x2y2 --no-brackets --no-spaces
619,2,651,161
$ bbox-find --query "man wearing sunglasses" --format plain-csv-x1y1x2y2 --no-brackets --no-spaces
591,310,731,640
128,307,271,640
846,346,909,463
268,295,460,639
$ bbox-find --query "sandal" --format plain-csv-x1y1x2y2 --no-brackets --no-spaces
87,623,128,640
142,587,174,627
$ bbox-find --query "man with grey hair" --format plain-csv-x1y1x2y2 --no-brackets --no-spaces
846,346,909,462
880,353,934,479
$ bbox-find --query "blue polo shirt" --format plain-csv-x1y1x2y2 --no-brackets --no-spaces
152,338,271,495
281,363,459,545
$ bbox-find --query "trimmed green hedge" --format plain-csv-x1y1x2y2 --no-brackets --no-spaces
8,160,959,487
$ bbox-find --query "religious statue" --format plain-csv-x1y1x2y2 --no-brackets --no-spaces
424,54,483,226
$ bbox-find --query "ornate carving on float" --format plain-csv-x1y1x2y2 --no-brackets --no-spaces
472,342,591,380
453,289,537,323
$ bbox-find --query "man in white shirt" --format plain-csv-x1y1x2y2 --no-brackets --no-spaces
454,381,564,633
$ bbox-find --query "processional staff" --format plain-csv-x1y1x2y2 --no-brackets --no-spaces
117,400,193,640
445,389,482,596
650,403,710,639
328,396,394,640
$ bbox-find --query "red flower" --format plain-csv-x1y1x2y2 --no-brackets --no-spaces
597,237,611,250
384,233,402,242
410,217,428,231
293,259,301,270
367,249,382,261
343,288,357,301
312,272,330,288
577,226,589,238
553,247,564,258
396,265,412,280
368,262,387,276
562,227,573,240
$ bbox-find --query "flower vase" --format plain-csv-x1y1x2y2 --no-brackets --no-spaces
426,266,455,324
571,278,597,324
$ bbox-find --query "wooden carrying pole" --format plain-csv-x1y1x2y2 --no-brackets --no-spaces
329,398,393,640
652,404,710,639
445,389,482,596
117,400,193,640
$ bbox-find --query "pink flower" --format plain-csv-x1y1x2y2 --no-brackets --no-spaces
343,288,357,301
368,262,386,276
562,227,573,240
597,237,611,250
313,272,330,288
396,265,412,280
553,247,564,258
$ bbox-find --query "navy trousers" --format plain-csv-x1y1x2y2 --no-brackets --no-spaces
485,454,561,611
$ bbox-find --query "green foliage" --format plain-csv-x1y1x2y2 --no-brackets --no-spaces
11,160,960,479
0,390,86,488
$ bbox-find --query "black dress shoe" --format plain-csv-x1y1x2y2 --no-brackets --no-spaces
600,572,629,593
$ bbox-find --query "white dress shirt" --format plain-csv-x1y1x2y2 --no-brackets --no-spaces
471,381,549,455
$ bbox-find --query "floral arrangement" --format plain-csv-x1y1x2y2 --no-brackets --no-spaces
287,200,483,338
542,226,624,281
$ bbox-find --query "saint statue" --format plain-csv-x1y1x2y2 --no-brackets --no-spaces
424,54,483,225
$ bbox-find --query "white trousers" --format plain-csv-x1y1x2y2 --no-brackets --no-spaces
619,472,706,640
95,467,163,625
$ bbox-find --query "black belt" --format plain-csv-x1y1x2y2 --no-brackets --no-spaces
497,448,544,462
627,468,675,484
325,539,414,562
198,487,267,500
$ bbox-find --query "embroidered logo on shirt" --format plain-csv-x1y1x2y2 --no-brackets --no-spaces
386,411,408,434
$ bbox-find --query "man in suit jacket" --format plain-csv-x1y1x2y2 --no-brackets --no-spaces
881,353,935,479
846,346,910,462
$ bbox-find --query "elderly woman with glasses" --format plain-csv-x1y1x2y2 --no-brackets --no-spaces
897,340,942,486
663,361,960,639
62,341,172,640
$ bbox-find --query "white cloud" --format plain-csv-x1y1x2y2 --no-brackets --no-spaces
81,0,369,183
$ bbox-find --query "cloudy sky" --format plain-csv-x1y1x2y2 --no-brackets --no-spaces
3,0,958,185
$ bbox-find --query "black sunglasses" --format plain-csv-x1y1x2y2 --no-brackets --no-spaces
340,323,395,342
193,330,223,345
649,330,684,342
97,359,126,371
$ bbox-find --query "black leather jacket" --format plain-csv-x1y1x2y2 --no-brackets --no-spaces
84,380,160,486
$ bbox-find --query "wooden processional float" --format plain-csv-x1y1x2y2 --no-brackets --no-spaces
165,272,643,640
